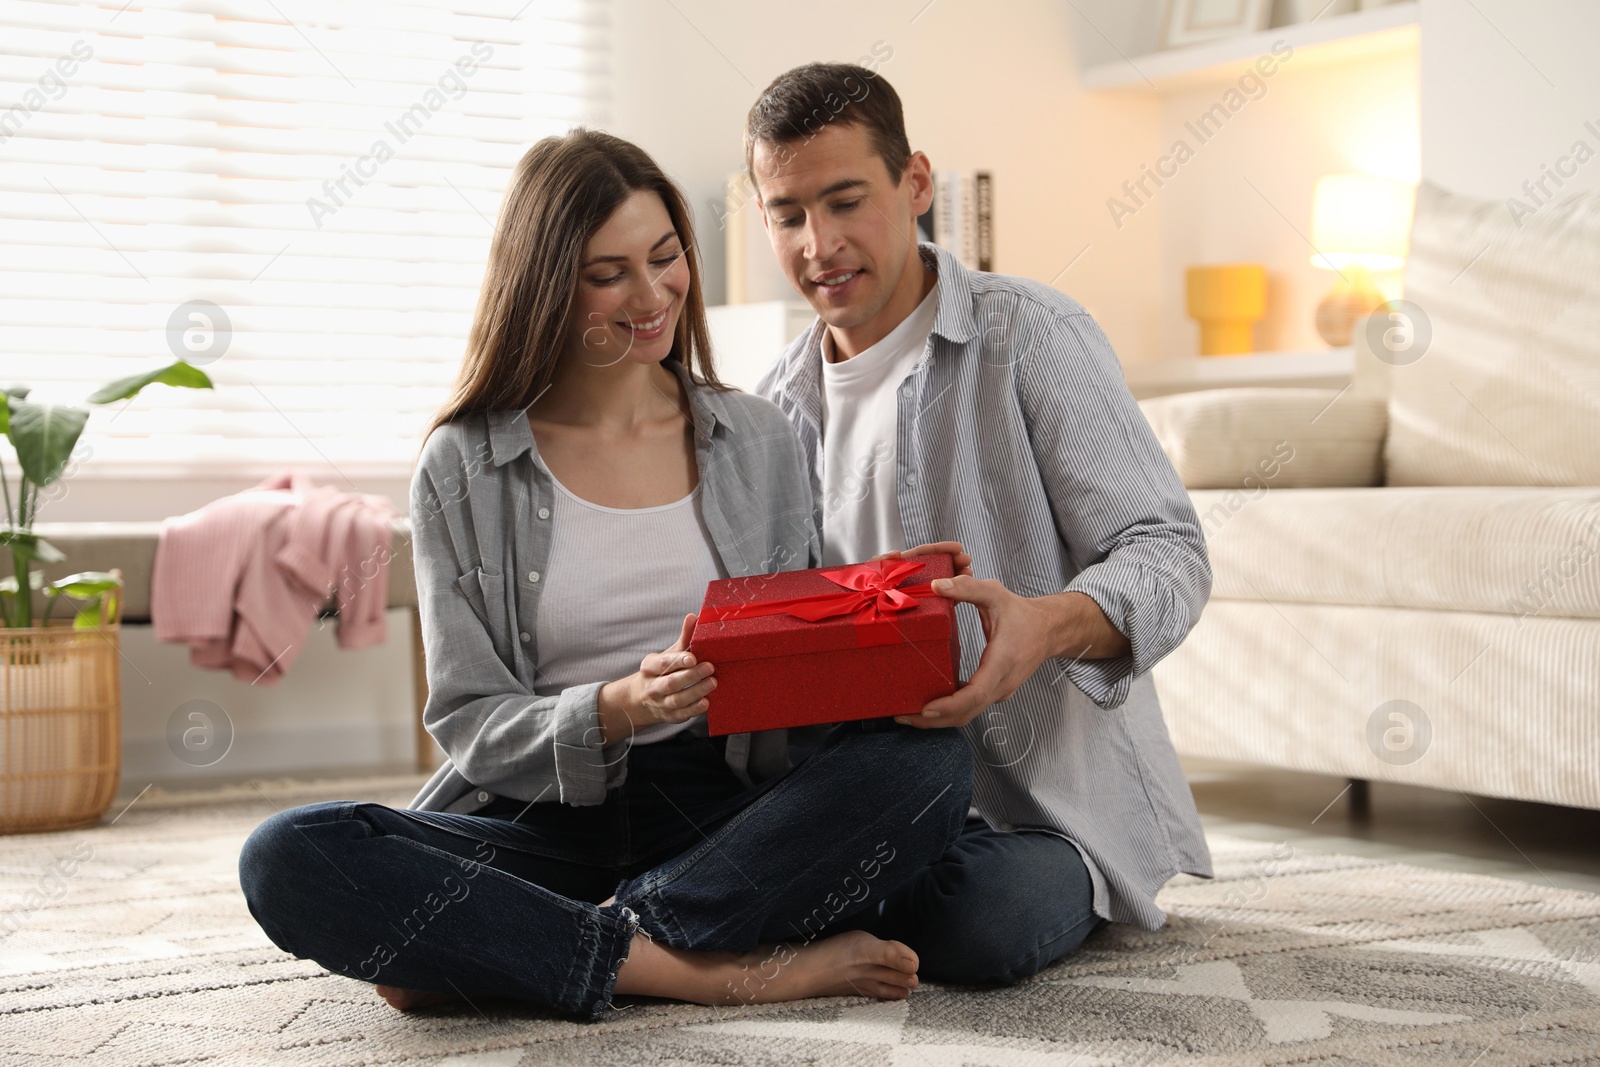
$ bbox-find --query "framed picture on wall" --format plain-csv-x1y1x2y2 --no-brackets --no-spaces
1160,0,1273,49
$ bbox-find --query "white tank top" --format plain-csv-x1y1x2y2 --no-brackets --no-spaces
533,469,725,744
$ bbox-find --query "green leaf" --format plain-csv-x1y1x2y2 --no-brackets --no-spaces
43,573,124,629
0,530,66,563
47,572,122,598
4,386,30,401
86,361,214,405
7,401,90,489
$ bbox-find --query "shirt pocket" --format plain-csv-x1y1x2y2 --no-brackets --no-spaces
455,566,513,666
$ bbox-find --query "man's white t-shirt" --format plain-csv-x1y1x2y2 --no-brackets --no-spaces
818,284,939,567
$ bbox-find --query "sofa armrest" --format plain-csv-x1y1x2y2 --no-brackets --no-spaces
1137,387,1387,490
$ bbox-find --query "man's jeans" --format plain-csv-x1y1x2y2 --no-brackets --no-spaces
238,720,973,1021
836,814,1105,983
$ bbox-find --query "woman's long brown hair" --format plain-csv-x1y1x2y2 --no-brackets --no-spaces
418,128,724,457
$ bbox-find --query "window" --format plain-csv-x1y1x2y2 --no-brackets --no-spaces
1,0,609,478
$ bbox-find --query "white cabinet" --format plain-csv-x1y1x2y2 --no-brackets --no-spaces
703,301,816,393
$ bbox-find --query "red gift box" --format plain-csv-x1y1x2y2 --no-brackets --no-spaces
687,554,961,736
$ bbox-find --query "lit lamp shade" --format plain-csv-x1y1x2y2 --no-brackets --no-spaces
1309,174,1415,345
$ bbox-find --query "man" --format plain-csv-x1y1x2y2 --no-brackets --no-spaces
749,62,1214,984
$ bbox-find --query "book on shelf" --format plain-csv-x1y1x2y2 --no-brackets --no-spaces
974,172,993,272
926,169,993,272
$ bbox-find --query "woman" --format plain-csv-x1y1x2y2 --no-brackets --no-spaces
238,129,973,1022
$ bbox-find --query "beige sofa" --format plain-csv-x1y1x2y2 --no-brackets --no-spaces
1138,180,1600,811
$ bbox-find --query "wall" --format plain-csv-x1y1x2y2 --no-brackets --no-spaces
45,0,1170,535
1420,0,1600,201
25,3,1168,790
607,0,1164,362
47,1,1600,528
1154,47,1419,357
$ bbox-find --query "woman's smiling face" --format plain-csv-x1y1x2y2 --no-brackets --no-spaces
566,188,690,368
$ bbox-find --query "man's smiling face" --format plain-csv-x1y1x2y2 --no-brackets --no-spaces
752,122,934,357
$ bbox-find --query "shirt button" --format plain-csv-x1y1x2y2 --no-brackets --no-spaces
537,507,550,519
527,570,540,583
900,385,912,398
519,631,530,642
905,473,918,487
476,791,490,803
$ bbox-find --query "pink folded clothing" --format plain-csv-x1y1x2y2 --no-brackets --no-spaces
151,471,402,685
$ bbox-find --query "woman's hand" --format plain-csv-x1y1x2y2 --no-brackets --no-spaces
597,613,716,745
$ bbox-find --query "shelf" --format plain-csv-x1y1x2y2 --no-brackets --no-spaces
1122,348,1354,399
1082,2,1418,93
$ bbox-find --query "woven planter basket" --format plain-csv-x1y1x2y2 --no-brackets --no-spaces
0,587,122,834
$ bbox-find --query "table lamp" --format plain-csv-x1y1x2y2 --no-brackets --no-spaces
1310,174,1414,346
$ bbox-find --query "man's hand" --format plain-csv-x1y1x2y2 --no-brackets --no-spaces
870,540,974,576
894,585,1129,730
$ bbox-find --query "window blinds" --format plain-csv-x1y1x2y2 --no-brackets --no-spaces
0,0,609,478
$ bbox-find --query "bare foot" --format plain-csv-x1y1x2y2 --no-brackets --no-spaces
735,929,921,1003
615,927,921,1006
374,984,464,1012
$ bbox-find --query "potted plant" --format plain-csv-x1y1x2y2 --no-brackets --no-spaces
0,361,213,832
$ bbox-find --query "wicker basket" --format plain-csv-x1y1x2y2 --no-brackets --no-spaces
0,584,122,834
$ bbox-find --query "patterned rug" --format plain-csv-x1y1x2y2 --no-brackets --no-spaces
1,774,1597,1066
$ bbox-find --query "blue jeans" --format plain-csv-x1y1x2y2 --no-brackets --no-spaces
823,814,1105,984
238,719,973,1021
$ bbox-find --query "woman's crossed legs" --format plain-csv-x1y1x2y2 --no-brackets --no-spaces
238,720,973,1021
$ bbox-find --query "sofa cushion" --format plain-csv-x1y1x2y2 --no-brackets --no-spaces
1193,486,1600,619
21,519,417,622
1139,387,1387,490
1385,180,1600,486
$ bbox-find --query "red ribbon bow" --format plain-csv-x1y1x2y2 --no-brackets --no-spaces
697,559,938,646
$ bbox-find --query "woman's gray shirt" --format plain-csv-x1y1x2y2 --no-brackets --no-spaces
406,358,820,816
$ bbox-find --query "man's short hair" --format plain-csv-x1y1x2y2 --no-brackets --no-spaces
744,62,911,190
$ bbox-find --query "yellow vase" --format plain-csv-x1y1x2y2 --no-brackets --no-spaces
1185,264,1267,356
